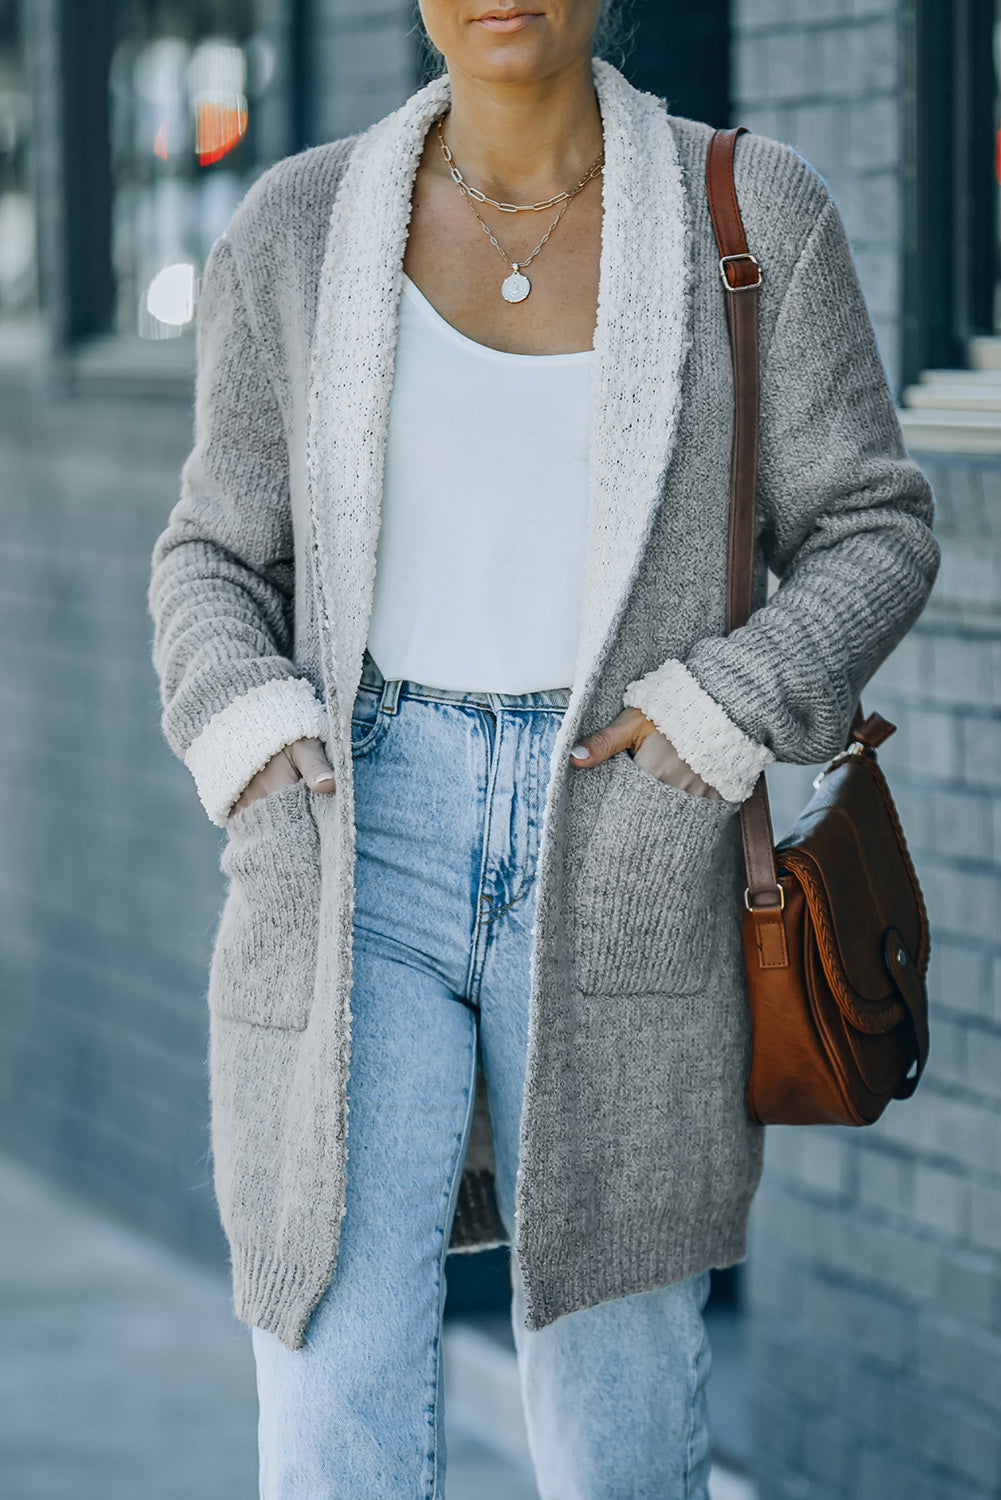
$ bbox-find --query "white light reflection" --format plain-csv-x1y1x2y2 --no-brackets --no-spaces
140,260,197,337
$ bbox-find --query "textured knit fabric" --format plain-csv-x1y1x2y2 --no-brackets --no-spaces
148,60,940,1350
366,273,593,693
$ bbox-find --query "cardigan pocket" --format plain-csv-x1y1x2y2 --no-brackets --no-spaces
209,779,322,1030
569,750,741,995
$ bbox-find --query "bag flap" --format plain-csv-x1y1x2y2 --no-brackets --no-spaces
775,753,929,1033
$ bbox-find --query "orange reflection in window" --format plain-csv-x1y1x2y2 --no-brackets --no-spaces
195,101,248,165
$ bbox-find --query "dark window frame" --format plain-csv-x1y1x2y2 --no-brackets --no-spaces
903,0,998,382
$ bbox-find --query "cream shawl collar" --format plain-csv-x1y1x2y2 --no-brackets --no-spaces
305,59,691,745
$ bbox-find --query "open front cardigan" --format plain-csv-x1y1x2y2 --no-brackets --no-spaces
148,60,940,1350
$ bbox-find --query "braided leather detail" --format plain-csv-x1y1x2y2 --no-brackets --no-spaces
865,751,931,979
781,850,907,1033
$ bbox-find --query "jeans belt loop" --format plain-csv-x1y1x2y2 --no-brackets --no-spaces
379,676,401,715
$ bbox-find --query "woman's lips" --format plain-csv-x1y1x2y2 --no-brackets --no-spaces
476,12,540,31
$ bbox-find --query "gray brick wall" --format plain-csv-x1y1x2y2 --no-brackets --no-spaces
733,10,1001,1485
732,0,907,393
749,455,1001,1500
0,391,229,1265
0,0,421,1276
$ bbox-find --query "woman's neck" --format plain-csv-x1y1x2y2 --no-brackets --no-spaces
440,56,603,202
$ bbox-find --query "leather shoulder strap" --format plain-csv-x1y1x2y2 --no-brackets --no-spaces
706,126,761,634
706,127,785,918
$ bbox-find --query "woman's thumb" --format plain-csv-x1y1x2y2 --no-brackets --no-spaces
570,710,636,768
289,737,337,793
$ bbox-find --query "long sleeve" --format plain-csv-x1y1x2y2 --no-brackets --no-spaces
622,190,941,802
148,233,326,826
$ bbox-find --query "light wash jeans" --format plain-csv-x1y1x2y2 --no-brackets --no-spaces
251,648,714,1499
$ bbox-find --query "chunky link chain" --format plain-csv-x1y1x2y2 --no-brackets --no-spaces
435,113,604,214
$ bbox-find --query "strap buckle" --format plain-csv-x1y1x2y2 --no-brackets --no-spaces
744,883,785,913
719,252,762,291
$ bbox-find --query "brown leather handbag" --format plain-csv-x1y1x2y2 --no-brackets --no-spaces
706,127,931,1127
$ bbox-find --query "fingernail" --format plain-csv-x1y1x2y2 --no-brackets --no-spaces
571,745,590,760
314,772,336,786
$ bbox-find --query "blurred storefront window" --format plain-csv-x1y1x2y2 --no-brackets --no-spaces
995,3,1001,332
0,0,36,322
109,2,274,339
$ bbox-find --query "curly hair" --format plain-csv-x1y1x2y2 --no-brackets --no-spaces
593,0,635,64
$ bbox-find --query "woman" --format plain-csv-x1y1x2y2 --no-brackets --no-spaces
148,1,940,1494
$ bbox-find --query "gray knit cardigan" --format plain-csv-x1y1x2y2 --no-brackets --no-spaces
148,60,940,1350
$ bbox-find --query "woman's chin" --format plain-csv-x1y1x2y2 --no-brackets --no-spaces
461,41,570,85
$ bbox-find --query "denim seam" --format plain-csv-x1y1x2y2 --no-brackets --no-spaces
349,714,390,756
426,1025,479,1499
477,711,544,922
683,1272,712,1499
470,708,504,929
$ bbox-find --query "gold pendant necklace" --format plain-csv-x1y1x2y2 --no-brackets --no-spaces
436,114,603,304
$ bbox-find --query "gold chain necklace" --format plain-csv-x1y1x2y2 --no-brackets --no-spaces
436,114,605,212
436,114,604,304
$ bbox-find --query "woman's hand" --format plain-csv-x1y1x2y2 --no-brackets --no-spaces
229,737,337,817
570,708,722,800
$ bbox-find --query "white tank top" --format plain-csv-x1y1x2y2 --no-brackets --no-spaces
365,273,593,693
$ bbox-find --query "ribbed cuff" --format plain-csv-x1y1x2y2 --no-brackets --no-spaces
623,658,774,803
230,1239,328,1351
183,677,328,826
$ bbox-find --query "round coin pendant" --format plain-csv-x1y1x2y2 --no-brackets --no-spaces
501,269,531,303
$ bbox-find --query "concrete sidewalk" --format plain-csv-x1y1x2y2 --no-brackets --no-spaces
0,1154,754,1498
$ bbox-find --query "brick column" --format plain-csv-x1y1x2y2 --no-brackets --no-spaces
732,0,906,393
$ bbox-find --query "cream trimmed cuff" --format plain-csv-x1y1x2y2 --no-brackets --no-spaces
183,677,329,826
622,658,774,803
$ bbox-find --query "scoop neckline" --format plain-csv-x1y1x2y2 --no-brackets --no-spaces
401,274,593,365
